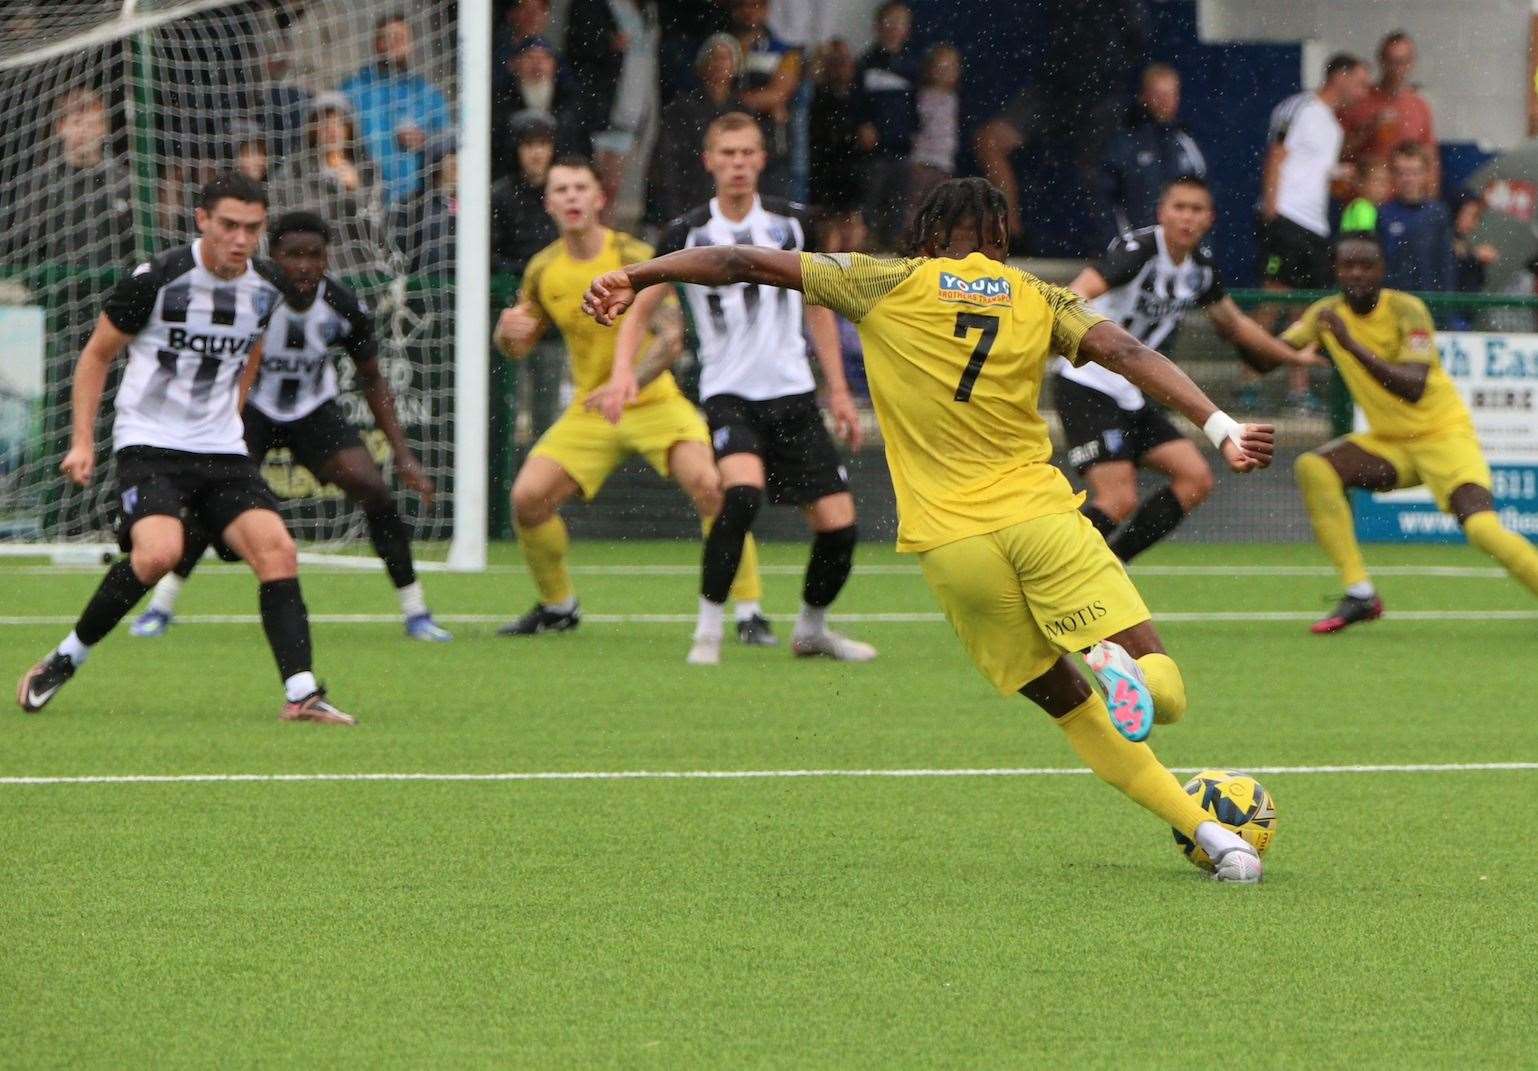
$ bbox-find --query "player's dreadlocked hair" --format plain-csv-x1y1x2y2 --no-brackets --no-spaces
905,177,1010,257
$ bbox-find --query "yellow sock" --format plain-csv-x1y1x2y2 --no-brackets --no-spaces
1057,693,1208,838
517,515,574,605
1137,653,1187,725
699,515,765,603
1465,511,1538,597
1296,453,1369,588
731,533,763,602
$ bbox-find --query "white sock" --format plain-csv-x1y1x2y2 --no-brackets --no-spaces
149,573,183,615
284,671,319,703
696,596,725,640
57,630,90,668
544,597,577,615
1346,581,1376,599
733,600,762,623
1194,821,1249,860
396,580,428,618
794,603,826,638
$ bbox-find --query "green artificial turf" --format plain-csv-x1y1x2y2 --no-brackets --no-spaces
2,540,1534,1068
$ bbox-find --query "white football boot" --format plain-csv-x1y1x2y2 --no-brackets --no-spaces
791,629,877,662
686,632,722,665
1210,845,1263,884
1196,822,1263,884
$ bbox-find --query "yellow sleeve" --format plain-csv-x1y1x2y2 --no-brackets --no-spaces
517,245,556,330
1018,272,1108,366
1281,301,1323,349
615,233,655,264
799,252,921,323
1391,294,1437,363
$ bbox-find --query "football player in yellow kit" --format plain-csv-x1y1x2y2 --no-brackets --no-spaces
1286,232,1538,632
492,156,764,635
582,177,1277,883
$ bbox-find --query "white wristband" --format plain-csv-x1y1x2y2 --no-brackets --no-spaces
1203,411,1242,451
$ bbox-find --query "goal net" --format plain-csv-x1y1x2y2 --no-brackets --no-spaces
0,0,487,567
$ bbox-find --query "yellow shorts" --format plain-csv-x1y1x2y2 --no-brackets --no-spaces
918,510,1151,696
530,393,710,499
1347,431,1492,511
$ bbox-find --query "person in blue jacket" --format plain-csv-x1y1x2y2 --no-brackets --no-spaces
341,13,450,205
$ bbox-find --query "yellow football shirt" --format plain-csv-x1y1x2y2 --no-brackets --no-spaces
521,229,680,404
1283,290,1471,441
801,251,1107,553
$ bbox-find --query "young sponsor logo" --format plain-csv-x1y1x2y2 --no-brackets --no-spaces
938,272,1012,307
121,486,139,515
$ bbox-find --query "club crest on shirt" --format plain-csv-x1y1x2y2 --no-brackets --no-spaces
938,272,1012,307
252,288,275,321
1407,330,1432,355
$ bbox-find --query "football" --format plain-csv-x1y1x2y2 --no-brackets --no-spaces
1172,769,1278,871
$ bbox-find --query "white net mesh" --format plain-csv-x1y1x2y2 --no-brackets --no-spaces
0,0,461,553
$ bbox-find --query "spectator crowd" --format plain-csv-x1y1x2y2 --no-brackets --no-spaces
0,3,1498,320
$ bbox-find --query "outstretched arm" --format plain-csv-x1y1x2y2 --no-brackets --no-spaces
807,304,862,451
357,355,434,502
60,313,133,486
1206,296,1324,372
584,247,803,325
1078,319,1275,472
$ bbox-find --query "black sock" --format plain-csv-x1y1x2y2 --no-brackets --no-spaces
803,524,858,608
701,485,762,603
1082,504,1118,538
1109,487,1186,563
175,528,211,579
259,578,313,683
73,558,151,646
366,506,416,589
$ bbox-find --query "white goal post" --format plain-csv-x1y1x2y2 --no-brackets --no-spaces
0,0,488,571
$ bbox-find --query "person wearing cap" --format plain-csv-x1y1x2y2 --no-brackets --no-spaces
340,13,450,205
646,33,745,227
493,35,584,167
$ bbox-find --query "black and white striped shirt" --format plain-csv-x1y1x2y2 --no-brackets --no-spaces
1055,225,1225,411
657,196,816,402
247,277,375,422
102,241,284,454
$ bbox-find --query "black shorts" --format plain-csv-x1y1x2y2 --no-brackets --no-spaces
1257,215,1333,289
113,446,280,552
244,399,364,476
703,391,849,506
1053,373,1184,474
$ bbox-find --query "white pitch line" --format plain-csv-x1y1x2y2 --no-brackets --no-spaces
4,609,1538,627
0,562,1519,579
1,762,1533,787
